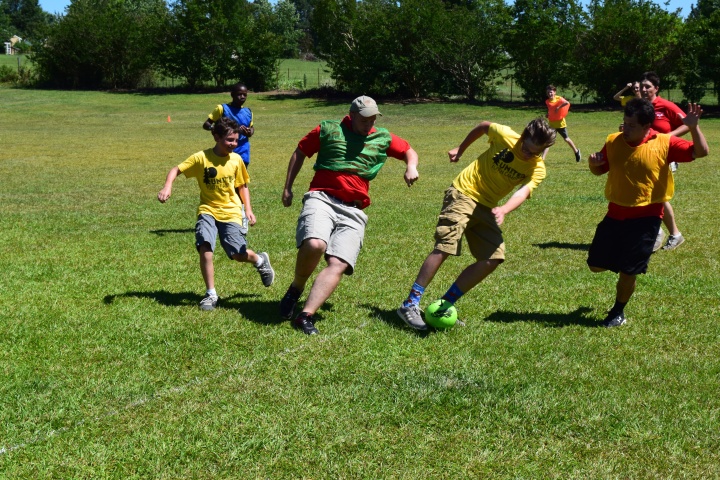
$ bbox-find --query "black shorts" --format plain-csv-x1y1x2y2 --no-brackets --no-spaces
587,215,661,275
555,127,569,139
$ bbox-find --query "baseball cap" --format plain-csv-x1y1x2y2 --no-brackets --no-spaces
349,96,382,117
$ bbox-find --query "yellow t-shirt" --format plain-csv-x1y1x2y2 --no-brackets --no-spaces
603,131,673,206
620,95,636,107
178,148,250,224
453,123,546,208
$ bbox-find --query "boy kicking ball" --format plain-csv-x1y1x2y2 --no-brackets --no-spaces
158,117,275,310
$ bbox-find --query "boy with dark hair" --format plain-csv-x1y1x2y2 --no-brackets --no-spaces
586,98,708,327
203,83,254,167
158,117,275,311
397,118,556,331
544,85,581,162
204,83,255,229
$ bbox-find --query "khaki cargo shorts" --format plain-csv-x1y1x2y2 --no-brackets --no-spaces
434,186,505,261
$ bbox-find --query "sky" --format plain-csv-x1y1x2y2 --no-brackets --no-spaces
38,0,692,17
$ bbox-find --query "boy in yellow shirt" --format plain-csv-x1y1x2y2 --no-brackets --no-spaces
158,117,274,311
397,118,556,331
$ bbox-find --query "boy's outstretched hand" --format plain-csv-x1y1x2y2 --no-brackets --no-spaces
682,103,703,128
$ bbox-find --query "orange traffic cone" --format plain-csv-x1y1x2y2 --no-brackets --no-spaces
167,115,171,122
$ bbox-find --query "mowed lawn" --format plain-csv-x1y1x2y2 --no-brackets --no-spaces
1,86,719,478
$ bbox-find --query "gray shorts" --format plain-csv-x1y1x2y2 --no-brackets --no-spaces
195,214,247,259
296,191,368,275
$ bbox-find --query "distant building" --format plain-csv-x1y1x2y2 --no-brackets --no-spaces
4,35,22,55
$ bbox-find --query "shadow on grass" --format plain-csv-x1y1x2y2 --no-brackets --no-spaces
533,241,590,251
103,290,336,326
484,306,599,327
149,228,194,236
361,304,431,337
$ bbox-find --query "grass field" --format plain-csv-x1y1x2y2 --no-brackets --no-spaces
1,86,719,478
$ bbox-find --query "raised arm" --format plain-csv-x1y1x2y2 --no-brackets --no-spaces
448,121,492,162
613,83,632,101
683,103,709,159
282,147,308,207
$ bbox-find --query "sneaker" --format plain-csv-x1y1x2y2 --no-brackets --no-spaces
670,161,678,173
601,311,626,328
255,252,275,287
396,304,428,331
575,149,582,162
199,294,218,311
663,233,685,251
653,228,666,253
280,287,300,319
292,312,318,335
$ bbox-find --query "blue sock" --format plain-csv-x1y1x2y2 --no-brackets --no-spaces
403,282,425,308
441,283,464,305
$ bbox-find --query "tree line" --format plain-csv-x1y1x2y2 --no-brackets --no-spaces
5,0,720,104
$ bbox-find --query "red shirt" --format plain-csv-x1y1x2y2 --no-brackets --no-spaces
595,129,695,220
297,116,411,208
651,96,685,134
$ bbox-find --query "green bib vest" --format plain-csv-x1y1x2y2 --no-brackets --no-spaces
314,120,392,180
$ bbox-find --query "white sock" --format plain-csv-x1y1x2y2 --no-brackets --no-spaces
206,288,217,297
254,256,264,268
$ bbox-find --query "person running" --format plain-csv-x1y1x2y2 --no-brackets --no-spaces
544,85,581,162
204,83,255,229
586,98,708,327
203,83,254,168
280,96,419,335
397,118,556,331
158,117,275,311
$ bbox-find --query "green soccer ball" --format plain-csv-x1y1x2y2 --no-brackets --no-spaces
424,300,458,329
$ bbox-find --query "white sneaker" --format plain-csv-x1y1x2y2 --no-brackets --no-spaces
653,228,666,253
663,233,685,251
397,304,428,331
199,294,218,311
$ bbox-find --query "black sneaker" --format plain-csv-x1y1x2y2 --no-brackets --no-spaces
293,312,319,335
255,252,275,287
280,287,301,319
575,149,582,162
601,311,626,328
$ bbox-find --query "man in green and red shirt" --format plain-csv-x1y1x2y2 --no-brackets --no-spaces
280,96,419,335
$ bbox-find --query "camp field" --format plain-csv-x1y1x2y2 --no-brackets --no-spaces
1,87,718,478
